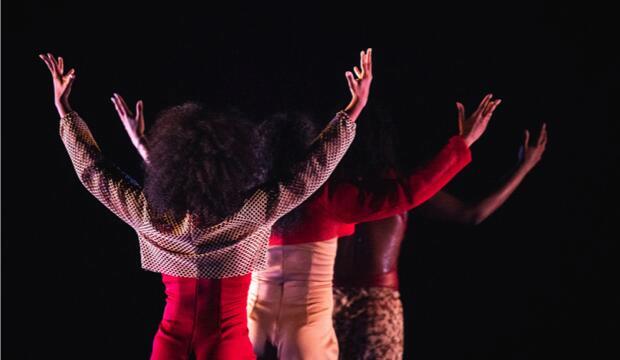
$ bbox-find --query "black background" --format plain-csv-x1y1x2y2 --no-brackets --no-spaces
2,1,618,359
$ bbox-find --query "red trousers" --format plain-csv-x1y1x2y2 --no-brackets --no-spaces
151,273,256,360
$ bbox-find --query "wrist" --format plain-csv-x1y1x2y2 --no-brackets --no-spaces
461,135,474,148
518,162,535,174
55,99,73,118
136,136,149,148
344,97,367,120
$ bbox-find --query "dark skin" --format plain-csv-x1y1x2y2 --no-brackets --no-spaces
334,105,548,289
334,213,408,288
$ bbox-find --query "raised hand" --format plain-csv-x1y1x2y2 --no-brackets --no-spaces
519,123,548,171
456,94,501,147
39,53,76,117
344,48,373,121
111,93,150,163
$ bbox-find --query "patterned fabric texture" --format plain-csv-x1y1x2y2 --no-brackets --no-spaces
333,286,404,360
59,111,355,278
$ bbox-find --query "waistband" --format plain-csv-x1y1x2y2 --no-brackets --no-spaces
333,270,399,290
254,239,338,283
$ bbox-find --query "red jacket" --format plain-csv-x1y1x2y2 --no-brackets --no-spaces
270,135,472,245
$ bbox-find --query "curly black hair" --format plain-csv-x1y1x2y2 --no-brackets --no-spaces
144,102,268,225
263,105,408,234
331,103,403,185
264,105,409,234
326,102,425,213
257,112,318,233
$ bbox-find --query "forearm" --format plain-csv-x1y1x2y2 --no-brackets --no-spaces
468,164,531,224
263,111,356,222
404,136,472,208
344,96,366,122
60,111,103,178
59,111,147,227
134,137,150,164
55,99,73,118
329,136,471,223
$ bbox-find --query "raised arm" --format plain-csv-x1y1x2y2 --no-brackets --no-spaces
419,123,547,224
321,94,501,224
111,93,150,163
343,49,373,122
112,44,373,166
40,53,149,228
39,53,75,117
243,49,373,224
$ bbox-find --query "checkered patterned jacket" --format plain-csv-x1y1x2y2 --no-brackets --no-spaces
59,111,355,278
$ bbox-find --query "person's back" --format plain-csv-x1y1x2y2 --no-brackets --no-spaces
332,99,547,360
334,212,408,289
42,48,370,359
333,213,408,360
248,93,501,359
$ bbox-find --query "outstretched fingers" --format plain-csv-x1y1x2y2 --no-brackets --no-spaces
359,50,366,77
482,100,494,115
39,54,56,76
111,95,126,118
456,102,465,134
136,100,145,132
358,48,373,79
354,66,363,79
524,129,531,148
112,94,131,117
365,48,372,76
136,100,144,119
538,123,548,148
117,94,132,116
58,57,65,74
47,53,58,71
485,99,502,117
65,68,76,91
473,93,493,118
40,53,76,82
345,71,357,93
456,102,466,122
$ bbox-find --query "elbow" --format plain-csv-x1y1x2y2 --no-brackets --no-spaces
77,163,102,190
464,209,487,226
471,214,486,226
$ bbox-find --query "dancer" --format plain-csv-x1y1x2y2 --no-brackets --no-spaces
40,48,372,360
117,52,498,359
243,91,499,359
333,115,548,359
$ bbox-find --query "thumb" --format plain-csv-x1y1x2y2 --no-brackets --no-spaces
345,71,356,92
136,100,145,133
65,69,76,92
64,68,76,82
136,100,144,117
456,102,465,134
524,129,530,148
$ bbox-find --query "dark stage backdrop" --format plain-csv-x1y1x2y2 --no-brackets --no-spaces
2,1,618,359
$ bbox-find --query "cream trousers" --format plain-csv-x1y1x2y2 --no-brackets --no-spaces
247,239,338,360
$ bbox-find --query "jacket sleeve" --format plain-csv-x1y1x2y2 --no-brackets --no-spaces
321,135,472,223
239,111,356,225
59,111,150,228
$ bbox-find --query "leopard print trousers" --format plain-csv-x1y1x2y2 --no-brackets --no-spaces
333,286,404,360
